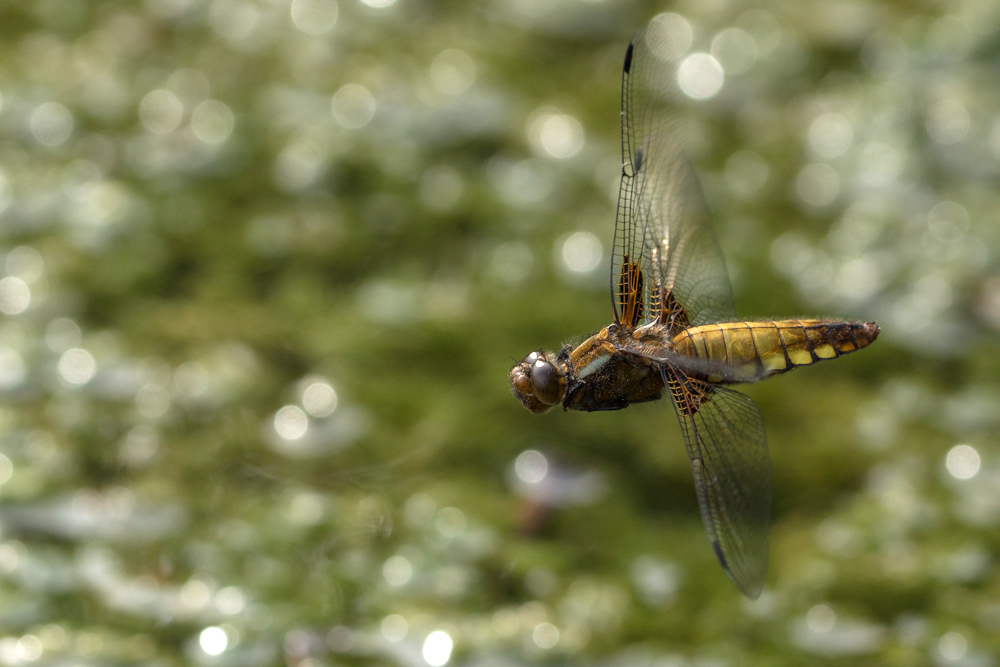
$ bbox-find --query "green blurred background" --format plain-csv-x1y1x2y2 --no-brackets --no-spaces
0,0,998,665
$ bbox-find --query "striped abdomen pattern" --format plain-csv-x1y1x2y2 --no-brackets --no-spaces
671,320,879,379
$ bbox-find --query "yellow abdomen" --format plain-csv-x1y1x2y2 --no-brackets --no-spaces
671,320,879,379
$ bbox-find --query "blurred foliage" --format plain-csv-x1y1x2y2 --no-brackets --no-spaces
0,0,998,665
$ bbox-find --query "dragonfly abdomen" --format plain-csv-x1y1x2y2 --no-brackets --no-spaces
672,320,879,378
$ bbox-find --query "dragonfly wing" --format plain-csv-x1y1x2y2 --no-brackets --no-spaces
614,18,736,327
665,370,771,597
632,347,768,384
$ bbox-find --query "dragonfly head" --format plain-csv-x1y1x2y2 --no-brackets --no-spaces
510,350,566,413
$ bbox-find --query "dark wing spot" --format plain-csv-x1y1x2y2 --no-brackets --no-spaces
712,541,728,569
623,42,634,73
635,145,643,172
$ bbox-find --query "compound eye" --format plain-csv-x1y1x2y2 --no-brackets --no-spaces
530,359,561,405
530,359,553,386
523,350,543,366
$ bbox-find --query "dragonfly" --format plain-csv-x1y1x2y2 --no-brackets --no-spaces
509,17,879,598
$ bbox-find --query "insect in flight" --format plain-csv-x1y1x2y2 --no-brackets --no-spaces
509,18,879,598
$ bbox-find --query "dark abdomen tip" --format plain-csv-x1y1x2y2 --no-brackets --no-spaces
855,321,879,348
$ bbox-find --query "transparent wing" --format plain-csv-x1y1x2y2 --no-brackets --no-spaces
645,347,766,384
664,369,771,598
613,17,736,327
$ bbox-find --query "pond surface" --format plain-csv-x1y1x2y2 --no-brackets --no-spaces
0,0,999,665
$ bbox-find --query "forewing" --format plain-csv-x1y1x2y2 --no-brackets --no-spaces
639,347,767,384
665,370,771,598
613,18,736,327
